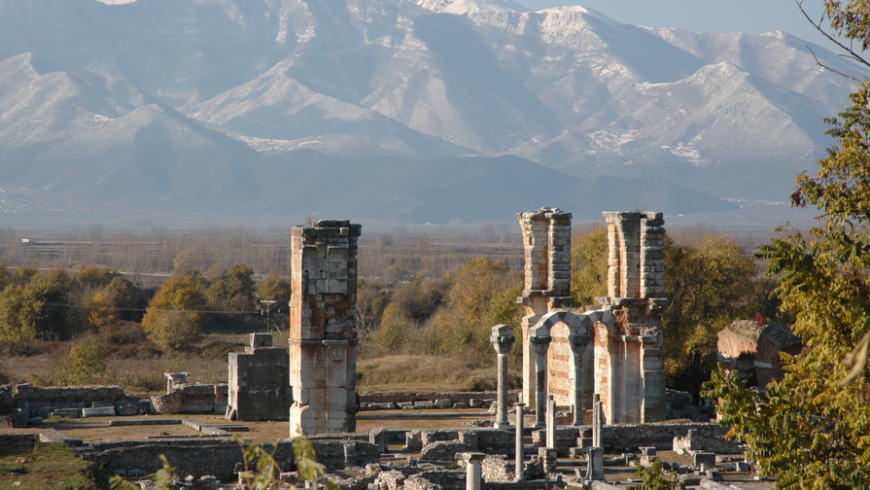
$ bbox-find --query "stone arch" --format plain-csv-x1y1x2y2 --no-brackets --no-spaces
528,309,614,424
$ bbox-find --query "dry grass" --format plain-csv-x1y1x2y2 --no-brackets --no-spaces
357,355,499,392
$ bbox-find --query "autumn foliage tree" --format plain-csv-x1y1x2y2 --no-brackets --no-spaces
142,276,206,350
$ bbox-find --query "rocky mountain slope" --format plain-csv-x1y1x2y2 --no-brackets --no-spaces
0,0,861,224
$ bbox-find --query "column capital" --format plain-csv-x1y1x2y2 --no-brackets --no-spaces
490,324,516,354
458,452,487,462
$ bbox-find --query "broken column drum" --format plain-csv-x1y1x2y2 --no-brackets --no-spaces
491,324,515,429
289,220,361,435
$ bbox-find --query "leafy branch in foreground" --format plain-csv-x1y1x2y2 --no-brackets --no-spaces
704,79,870,490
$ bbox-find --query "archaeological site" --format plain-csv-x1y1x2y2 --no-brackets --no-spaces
0,212,783,490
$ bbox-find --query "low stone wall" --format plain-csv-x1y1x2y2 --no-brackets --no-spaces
0,413,27,428
406,429,515,455
151,384,228,414
481,455,515,482
13,384,139,409
360,391,515,410
81,438,380,481
406,470,465,490
472,429,515,455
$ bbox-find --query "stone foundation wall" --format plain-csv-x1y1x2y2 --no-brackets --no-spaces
12,384,138,409
406,471,465,490
82,438,380,481
359,391,515,406
151,384,228,414
529,422,733,451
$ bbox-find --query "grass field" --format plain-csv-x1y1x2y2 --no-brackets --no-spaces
0,443,96,490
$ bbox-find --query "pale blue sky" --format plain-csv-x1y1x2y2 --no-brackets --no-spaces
517,0,838,49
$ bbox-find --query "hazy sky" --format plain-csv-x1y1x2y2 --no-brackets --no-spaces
517,0,838,48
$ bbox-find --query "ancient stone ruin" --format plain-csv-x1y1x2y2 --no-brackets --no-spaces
289,220,361,435
517,208,667,425
717,319,801,387
226,333,292,421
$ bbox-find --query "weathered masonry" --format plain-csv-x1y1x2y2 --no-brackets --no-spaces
517,209,667,426
226,333,291,421
289,220,361,435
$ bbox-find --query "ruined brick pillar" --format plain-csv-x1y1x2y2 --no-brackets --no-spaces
289,220,361,435
516,208,573,406
595,212,667,424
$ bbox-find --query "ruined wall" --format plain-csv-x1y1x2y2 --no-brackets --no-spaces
81,438,379,481
289,220,361,435
12,384,138,409
595,211,667,424
227,333,291,421
516,208,573,406
151,384,227,414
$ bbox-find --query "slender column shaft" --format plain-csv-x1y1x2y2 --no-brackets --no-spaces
515,403,525,482
569,335,587,426
546,395,556,448
535,350,547,428
496,352,509,428
491,324,515,430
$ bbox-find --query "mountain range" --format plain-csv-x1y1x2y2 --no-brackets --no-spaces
0,0,863,226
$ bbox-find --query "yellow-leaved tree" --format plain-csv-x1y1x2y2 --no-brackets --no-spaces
142,276,206,351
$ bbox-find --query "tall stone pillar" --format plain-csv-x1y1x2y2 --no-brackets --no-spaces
491,325,515,429
595,212,667,424
289,220,361,436
568,333,588,426
516,208,572,405
529,328,551,429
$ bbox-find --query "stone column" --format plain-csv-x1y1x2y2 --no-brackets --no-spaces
515,403,525,482
546,394,556,448
569,333,588,426
491,325,515,429
529,333,551,429
539,447,558,478
592,393,602,448
460,452,486,490
586,447,605,480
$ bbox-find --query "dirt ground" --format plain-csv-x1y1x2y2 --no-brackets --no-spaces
35,410,489,445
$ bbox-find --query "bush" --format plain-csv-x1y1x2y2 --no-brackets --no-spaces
54,340,108,386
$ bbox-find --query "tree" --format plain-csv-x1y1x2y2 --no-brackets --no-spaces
663,236,758,391
570,225,608,306
142,276,206,350
705,6,870,483
256,272,292,306
77,265,121,288
0,268,72,341
207,263,255,310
